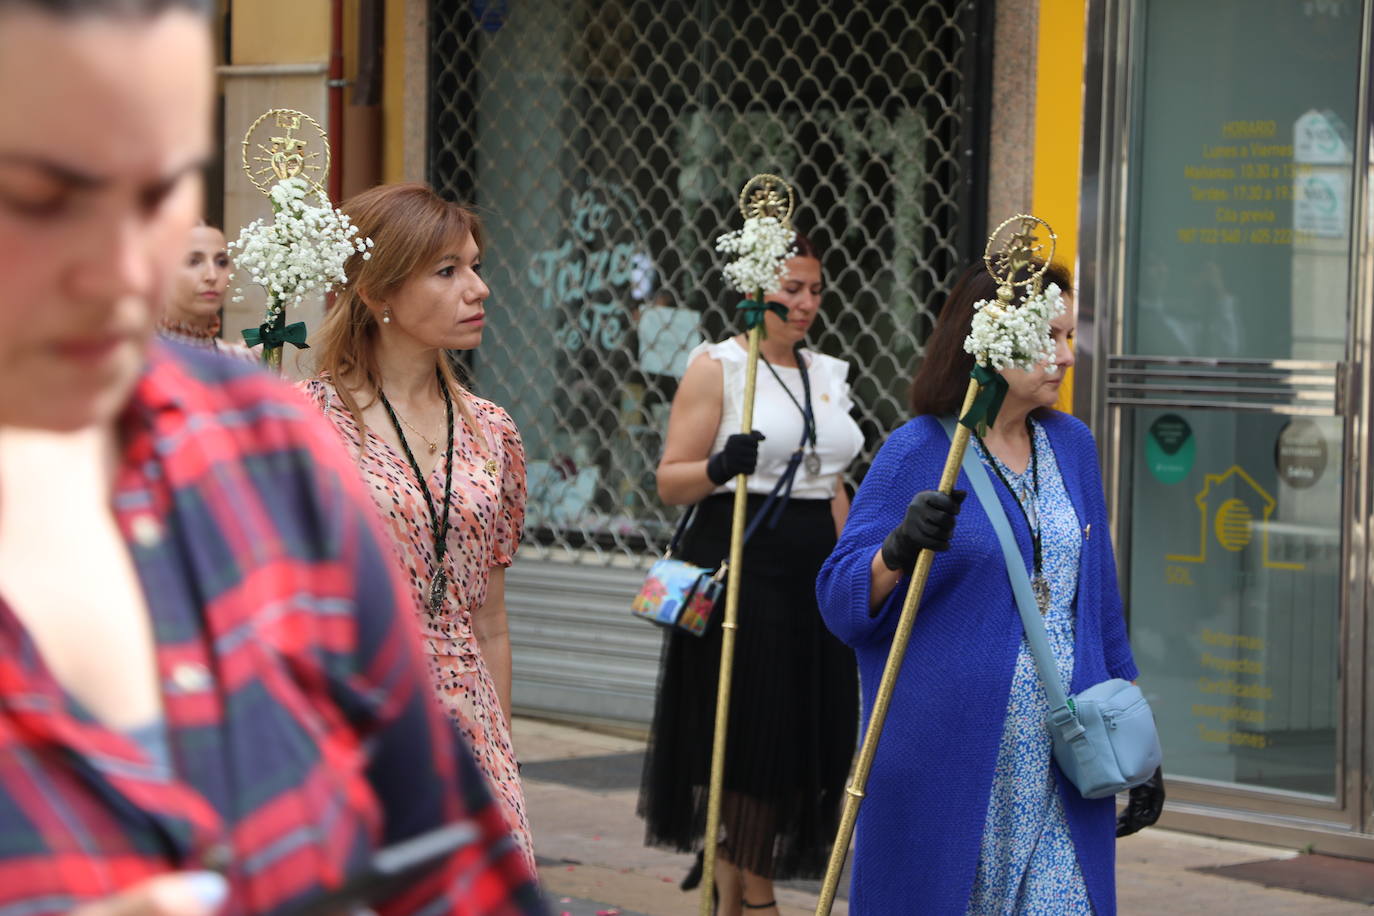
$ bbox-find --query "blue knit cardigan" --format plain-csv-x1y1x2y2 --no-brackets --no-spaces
816,411,1139,915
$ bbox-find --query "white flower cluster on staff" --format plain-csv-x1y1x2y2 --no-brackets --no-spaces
715,215,796,296
229,176,372,311
964,282,1067,372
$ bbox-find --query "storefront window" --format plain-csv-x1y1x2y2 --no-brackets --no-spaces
1130,408,1343,796
1122,0,1361,797
428,0,985,562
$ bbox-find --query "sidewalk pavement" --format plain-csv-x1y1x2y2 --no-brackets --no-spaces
515,716,1372,915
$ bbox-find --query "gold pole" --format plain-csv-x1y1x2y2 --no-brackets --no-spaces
700,319,764,916
814,378,982,916
264,321,284,374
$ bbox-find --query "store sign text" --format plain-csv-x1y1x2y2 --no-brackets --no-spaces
527,187,644,352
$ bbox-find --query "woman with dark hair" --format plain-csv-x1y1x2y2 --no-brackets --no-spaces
638,234,864,915
816,262,1162,914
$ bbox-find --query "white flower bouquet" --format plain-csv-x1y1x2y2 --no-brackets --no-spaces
229,176,372,369
715,215,796,297
963,282,1066,372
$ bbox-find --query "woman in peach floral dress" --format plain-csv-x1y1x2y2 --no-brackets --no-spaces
300,183,533,869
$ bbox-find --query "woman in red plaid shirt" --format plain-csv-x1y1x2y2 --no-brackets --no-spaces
0,1,542,915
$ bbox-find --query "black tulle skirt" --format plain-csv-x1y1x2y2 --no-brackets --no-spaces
637,494,859,880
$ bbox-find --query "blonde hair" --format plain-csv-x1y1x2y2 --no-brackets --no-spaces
311,182,484,450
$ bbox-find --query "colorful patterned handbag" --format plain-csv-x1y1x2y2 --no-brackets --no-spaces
632,447,804,637
630,550,727,637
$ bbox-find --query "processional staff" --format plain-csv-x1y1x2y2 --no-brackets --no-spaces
699,174,798,916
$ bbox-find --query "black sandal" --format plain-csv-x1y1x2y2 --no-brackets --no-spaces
741,901,776,910
680,850,704,891
685,840,736,891
680,854,721,915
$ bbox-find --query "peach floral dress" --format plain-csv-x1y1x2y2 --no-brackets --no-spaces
301,376,534,869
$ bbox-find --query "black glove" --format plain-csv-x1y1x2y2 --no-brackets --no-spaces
1116,767,1165,837
706,431,765,485
880,489,967,572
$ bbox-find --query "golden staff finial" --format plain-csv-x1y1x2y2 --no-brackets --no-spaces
240,108,331,197
737,173,795,227
984,213,1057,303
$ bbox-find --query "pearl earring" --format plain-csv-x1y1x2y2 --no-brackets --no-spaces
382,308,392,324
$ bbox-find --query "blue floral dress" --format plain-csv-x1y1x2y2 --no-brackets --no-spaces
966,419,1092,915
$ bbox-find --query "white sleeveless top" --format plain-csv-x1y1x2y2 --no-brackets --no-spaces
691,338,865,499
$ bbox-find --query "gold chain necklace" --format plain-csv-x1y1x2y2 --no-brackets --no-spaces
394,408,440,455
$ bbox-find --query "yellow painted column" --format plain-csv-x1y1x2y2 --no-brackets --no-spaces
1031,0,1088,412
231,0,329,63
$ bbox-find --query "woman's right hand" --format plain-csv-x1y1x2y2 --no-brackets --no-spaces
879,489,967,573
68,873,228,916
705,431,765,485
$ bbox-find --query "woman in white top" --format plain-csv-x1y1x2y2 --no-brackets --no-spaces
638,234,865,916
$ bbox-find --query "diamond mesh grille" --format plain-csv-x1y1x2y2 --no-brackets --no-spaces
429,0,987,564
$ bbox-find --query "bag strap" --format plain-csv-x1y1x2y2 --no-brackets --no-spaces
664,503,699,557
939,418,1080,732
665,442,805,560
751,448,803,533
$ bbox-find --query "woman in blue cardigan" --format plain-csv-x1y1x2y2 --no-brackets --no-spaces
816,262,1163,914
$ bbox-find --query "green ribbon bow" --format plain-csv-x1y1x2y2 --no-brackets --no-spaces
735,298,789,336
959,363,1008,433
242,321,310,351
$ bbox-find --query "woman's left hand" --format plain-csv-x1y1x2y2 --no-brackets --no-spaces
1116,766,1165,837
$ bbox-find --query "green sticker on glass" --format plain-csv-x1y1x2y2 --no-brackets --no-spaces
1146,413,1195,484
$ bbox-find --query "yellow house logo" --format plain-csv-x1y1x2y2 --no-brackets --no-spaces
1166,465,1305,571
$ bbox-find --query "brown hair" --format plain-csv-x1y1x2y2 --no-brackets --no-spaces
311,182,484,449
792,231,821,261
909,259,1073,416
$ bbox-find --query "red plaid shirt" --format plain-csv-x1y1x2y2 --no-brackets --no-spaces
0,344,544,916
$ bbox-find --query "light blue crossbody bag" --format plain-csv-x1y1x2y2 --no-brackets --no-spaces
942,418,1162,799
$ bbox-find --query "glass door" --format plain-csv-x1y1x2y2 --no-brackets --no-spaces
1111,0,1364,812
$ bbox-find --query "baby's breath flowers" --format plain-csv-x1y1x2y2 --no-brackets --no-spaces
228,176,371,369
229,176,371,315
715,215,796,296
964,282,1066,372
